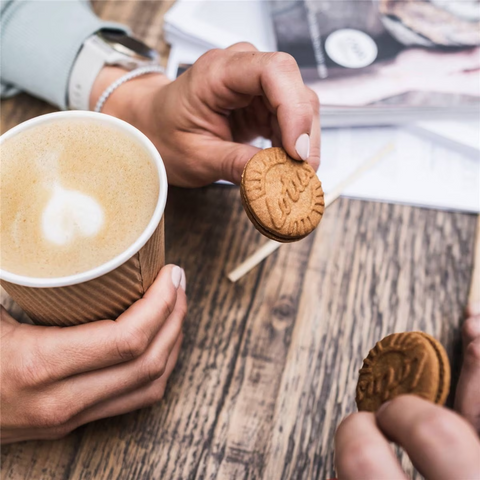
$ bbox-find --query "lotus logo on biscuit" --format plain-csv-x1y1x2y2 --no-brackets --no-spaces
357,351,428,402
266,164,315,230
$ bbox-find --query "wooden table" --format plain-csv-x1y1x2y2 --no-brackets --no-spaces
1,2,478,479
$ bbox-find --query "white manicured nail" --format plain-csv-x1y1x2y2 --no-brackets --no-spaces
171,266,182,289
180,268,187,291
295,133,310,161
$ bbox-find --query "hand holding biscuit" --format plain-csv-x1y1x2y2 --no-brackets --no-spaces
335,396,480,480
335,327,480,479
93,43,320,187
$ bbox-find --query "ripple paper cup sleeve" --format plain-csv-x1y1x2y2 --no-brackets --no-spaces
1,218,165,326
0,112,168,326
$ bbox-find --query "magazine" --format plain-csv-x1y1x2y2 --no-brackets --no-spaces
270,0,480,125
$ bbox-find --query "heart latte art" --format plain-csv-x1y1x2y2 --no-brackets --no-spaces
42,184,104,246
1,119,159,278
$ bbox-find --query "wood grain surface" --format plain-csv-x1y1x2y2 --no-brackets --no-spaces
1,2,479,479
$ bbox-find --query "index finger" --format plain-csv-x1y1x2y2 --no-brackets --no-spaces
376,395,480,480
201,49,319,163
31,264,184,380
335,412,407,480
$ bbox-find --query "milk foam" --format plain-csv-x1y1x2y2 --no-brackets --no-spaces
42,184,104,245
1,118,160,278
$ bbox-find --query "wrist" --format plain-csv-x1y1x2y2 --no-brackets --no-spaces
89,66,170,125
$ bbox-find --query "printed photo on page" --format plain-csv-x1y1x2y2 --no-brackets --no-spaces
270,0,480,111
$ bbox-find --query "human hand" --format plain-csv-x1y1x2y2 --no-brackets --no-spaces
311,46,480,107
0,264,186,444
92,43,320,187
335,395,480,480
392,47,480,77
455,302,480,433
386,47,480,96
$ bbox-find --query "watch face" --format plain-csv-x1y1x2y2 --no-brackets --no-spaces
99,30,158,61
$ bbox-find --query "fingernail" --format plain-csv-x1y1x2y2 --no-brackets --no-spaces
467,301,480,317
171,266,182,289
295,133,310,161
376,400,391,416
180,268,187,291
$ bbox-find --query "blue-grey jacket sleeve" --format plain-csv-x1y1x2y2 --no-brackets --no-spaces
0,0,129,109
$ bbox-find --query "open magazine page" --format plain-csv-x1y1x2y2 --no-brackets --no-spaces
270,0,480,110
320,127,479,213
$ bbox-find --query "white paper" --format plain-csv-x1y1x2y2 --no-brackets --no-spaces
320,127,480,213
164,0,276,52
407,120,480,158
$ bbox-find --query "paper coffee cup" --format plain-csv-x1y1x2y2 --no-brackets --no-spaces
0,111,168,326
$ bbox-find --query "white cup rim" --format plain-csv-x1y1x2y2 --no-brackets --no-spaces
0,111,168,288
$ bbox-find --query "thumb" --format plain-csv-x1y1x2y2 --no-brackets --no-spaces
214,141,260,185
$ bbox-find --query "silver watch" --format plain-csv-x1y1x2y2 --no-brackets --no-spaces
68,31,159,111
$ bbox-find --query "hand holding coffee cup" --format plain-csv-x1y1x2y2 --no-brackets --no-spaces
1,111,168,326
0,112,188,443
0,264,186,444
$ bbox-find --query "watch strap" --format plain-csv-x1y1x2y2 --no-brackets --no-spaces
68,35,113,110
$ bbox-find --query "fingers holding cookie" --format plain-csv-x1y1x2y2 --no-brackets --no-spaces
305,87,321,171
257,51,317,163
335,396,480,480
209,49,319,163
376,396,480,480
335,412,407,480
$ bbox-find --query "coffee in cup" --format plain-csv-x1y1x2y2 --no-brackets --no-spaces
1,118,159,278
0,112,168,326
